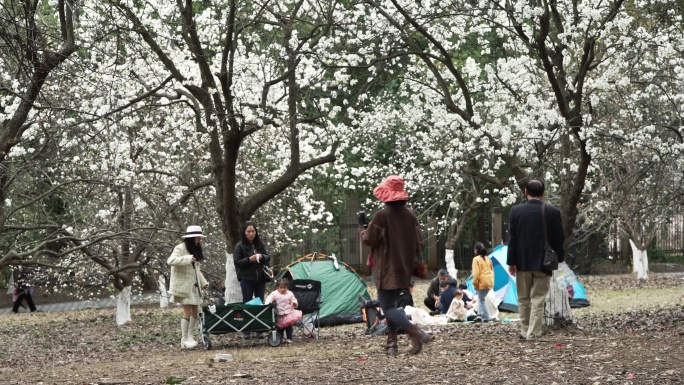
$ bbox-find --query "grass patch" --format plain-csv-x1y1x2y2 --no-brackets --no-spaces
574,286,683,317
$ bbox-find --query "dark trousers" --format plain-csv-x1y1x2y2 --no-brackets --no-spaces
240,279,266,303
424,296,438,311
13,291,36,313
377,288,412,332
278,325,293,340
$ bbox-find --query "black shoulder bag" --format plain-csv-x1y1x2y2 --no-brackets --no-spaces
541,204,559,273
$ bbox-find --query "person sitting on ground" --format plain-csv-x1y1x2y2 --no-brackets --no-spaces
397,280,415,309
424,269,455,312
438,278,458,315
357,292,384,335
358,281,415,311
358,281,415,336
446,289,481,322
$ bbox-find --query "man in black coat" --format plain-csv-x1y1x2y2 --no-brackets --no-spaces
507,179,565,340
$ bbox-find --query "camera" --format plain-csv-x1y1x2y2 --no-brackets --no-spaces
357,210,368,229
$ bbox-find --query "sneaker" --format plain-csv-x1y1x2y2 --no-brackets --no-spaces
357,293,367,309
473,317,482,323
256,332,265,339
285,339,293,344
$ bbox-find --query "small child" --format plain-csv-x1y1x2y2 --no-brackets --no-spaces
458,282,476,309
265,278,302,343
446,289,480,322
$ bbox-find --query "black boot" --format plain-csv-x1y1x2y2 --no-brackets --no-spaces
405,325,430,355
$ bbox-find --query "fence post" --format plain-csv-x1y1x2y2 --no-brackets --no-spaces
427,216,438,270
491,207,503,247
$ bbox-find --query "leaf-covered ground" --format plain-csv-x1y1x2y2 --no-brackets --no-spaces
1,274,683,385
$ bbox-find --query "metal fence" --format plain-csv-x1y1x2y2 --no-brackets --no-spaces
444,213,509,271
300,212,683,274
596,215,684,258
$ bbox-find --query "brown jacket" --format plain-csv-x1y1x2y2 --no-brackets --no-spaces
362,205,422,290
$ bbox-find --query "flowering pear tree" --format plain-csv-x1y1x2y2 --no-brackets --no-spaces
105,0,353,246
95,0,377,303
351,0,644,248
579,5,684,279
585,133,684,281
324,0,684,323
0,0,78,269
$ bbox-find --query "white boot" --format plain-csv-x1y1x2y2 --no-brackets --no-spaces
180,318,197,349
187,316,199,348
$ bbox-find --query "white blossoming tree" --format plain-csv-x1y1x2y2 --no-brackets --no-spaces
3,0,684,327
580,4,684,279
0,0,78,269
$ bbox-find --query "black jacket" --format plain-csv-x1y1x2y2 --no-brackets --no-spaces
507,199,565,274
233,241,270,282
397,288,414,309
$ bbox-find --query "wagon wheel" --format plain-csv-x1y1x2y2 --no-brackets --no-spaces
202,333,212,350
267,330,282,347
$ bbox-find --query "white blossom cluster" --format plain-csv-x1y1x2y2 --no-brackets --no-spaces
2,0,684,292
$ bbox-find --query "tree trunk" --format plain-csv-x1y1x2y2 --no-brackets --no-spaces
629,239,649,280
6,272,13,295
116,286,132,325
544,272,572,327
158,275,168,308
444,249,458,280
224,252,242,304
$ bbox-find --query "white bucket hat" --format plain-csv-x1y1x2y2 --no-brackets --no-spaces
181,225,205,239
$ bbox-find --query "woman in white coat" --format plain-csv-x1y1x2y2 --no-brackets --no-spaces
168,225,209,349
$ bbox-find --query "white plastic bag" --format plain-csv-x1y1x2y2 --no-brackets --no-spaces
405,305,431,326
213,353,233,362
554,262,576,289
473,290,500,320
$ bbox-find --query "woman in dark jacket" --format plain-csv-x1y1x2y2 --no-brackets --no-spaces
233,221,270,339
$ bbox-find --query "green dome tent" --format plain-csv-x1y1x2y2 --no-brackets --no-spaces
275,252,369,326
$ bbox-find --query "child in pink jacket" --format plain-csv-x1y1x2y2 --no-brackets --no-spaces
265,278,302,343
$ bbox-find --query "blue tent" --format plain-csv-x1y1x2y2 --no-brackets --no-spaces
466,244,590,312
568,280,590,308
